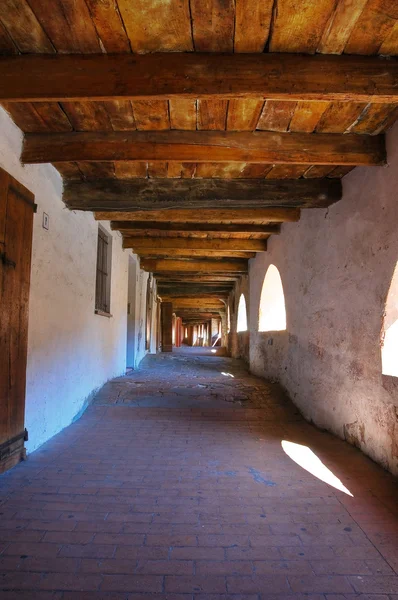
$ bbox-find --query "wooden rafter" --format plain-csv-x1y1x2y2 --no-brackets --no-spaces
140,258,248,273
63,177,342,211
123,238,267,251
1,53,398,103
136,249,256,258
155,275,240,283
22,131,385,166
96,208,300,223
111,222,280,236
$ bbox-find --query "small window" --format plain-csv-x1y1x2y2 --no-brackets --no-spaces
237,294,248,332
95,226,112,315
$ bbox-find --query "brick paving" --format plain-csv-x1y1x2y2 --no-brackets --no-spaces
0,346,397,599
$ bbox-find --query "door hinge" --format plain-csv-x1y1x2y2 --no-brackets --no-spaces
0,251,16,268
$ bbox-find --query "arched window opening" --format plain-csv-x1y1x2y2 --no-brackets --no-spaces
258,264,286,332
382,262,398,377
145,276,152,350
227,305,231,333
237,294,248,332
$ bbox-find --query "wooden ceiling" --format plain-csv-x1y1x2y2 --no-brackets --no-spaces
1,0,398,324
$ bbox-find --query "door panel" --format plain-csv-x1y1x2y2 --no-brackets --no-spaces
0,167,35,473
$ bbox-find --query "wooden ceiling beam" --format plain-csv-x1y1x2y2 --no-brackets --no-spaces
97,208,300,223
23,131,385,167
136,249,256,259
179,314,223,321
159,289,231,297
124,238,267,252
65,178,341,211
154,275,240,282
111,221,280,236
1,53,397,103
141,258,248,273
163,298,225,309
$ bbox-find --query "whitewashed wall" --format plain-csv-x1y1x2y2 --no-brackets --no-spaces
249,121,398,476
0,107,132,453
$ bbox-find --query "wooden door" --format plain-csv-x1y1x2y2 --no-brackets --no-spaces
161,301,173,352
0,167,35,474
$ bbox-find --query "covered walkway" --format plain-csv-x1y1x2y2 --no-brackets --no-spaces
0,348,397,597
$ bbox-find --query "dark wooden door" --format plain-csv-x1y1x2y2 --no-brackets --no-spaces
0,167,35,474
161,302,173,352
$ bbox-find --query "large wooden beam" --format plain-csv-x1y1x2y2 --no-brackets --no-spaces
163,298,226,309
179,312,223,320
23,131,385,166
141,259,248,273
124,238,267,252
1,53,397,103
155,275,240,283
64,178,341,212
97,208,300,223
111,221,280,237
158,287,232,296
136,249,256,259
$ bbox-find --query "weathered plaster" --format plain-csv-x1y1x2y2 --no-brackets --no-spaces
249,122,398,475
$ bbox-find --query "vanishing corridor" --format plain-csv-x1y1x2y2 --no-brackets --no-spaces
0,348,397,597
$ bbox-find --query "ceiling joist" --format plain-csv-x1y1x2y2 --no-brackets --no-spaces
111,222,280,237
97,208,299,223
123,238,267,252
1,53,397,103
155,275,240,283
141,258,248,273
22,131,385,166
137,250,256,259
63,177,342,212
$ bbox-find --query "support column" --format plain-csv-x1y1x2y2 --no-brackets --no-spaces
161,301,173,352
220,312,228,347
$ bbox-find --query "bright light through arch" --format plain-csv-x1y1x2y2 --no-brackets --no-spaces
281,440,353,496
237,294,248,332
382,261,398,377
259,264,286,332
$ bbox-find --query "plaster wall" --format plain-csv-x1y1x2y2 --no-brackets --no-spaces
249,122,398,475
0,107,133,453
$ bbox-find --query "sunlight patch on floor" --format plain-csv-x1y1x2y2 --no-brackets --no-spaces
281,440,353,496
221,372,235,378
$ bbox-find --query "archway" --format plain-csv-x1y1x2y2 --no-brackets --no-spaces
382,261,398,377
258,265,286,332
237,294,248,332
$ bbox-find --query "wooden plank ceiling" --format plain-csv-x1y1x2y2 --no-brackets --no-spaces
1,0,398,323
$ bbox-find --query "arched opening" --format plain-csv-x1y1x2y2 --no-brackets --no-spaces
382,261,398,377
237,294,248,332
227,304,231,333
258,264,286,332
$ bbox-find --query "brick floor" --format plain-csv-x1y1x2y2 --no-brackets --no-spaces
0,347,397,599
